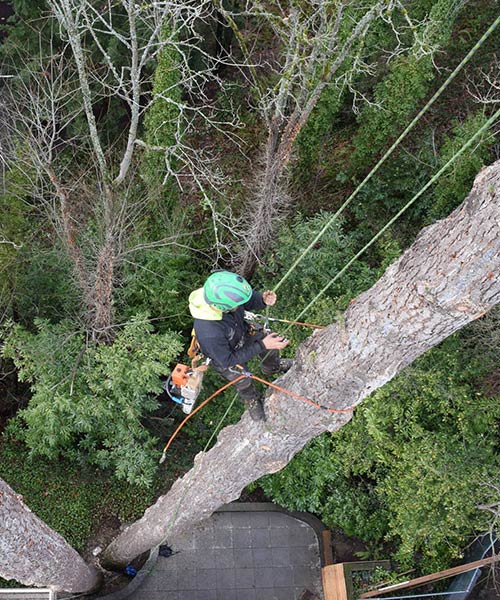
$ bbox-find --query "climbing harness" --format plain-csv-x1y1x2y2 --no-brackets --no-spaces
187,332,203,364
163,314,324,415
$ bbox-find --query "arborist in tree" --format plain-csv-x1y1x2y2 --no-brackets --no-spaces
189,271,291,421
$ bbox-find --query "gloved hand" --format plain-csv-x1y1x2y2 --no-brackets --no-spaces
261,332,289,350
262,290,277,306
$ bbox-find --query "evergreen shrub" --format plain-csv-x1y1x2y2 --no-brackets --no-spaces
1,315,182,486
141,26,182,216
260,334,500,571
259,211,376,327
118,245,200,332
427,111,495,221
351,0,462,170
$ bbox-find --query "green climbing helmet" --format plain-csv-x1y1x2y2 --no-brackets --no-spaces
203,271,252,311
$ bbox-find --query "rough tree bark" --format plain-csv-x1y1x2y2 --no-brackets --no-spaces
102,160,500,569
0,478,100,592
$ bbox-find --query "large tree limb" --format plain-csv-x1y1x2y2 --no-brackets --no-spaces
102,160,500,568
0,478,100,592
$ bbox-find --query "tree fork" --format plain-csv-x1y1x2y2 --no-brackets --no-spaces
102,160,500,569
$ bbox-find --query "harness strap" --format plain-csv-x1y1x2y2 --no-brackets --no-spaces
187,330,206,369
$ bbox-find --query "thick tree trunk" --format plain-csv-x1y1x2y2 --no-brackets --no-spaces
0,478,101,593
103,160,500,569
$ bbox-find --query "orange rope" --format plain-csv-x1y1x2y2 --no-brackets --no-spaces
161,370,355,461
161,375,246,457
250,374,355,414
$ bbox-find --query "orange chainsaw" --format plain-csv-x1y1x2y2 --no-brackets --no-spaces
163,362,208,414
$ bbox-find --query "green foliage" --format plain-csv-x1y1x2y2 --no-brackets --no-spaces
0,439,155,552
0,1,50,63
260,211,375,321
118,245,200,332
0,164,29,239
261,436,339,514
343,336,500,570
353,53,434,169
293,1,406,184
427,111,495,221
351,0,462,170
14,247,81,323
182,375,244,450
377,436,496,569
0,162,80,324
349,149,433,243
260,435,389,541
352,566,409,597
344,110,495,248
10,0,46,19
260,335,500,571
141,26,182,218
1,316,183,486
295,84,345,180
375,234,403,276
0,165,31,319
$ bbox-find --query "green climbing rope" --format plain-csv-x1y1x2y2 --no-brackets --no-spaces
272,16,500,294
288,106,500,329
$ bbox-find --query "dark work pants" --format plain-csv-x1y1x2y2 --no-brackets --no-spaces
213,336,280,405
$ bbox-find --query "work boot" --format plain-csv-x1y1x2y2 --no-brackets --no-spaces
278,358,293,373
261,358,294,376
245,397,266,422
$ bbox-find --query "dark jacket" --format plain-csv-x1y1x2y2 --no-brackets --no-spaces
189,289,266,369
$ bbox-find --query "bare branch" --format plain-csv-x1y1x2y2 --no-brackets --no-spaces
231,0,413,276
467,55,500,106
3,0,237,334
0,238,22,250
